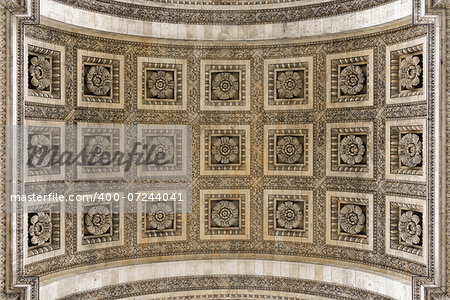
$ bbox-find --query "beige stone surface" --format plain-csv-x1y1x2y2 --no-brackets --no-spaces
40,0,413,41
39,259,412,299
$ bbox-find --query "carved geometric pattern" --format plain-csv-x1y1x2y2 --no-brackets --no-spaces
264,57,313,110
76,198,124,251
24,120,65,182
137,190,187,243
326,122,374,179
24,202,65,264
326,49,374,108
77,50,124,108
19,24,433,290
137,125,190,178
264,124,313,176
200,189,250,240
386,36,427,104
326,191,373,250
137,57,187,110
263,190,313,242
25,37,66,105
386,118,427,182
200,125,250,175
76,123,124,180
200,60,250,111
385,195,426,264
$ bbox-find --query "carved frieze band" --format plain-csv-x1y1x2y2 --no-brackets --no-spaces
56,275,393,300
53,0,397,25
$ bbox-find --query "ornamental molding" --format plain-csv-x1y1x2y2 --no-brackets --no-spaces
325,191,374,251
326,49,374,108
264,56,314,110
385,36,428,105
137,57,187,110
24,37,66,105
76,195,124,251
57,275,396,299
51,0,397,26
76,49,125,109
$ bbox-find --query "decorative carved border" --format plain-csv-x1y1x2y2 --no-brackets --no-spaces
264,57,313,110
56,275,394,300
111,291,313,300
263,124,313,176
200,189,250,240
326,49,374,108
76,195,124,251
326,122,374,179
52,0,397,25
385,36,427,105
263,189,313,243
76,49,124,109
200,60,250,111
24,119,65,182
385,195,427,264
325,191,373,250
137,57,187,110
24,37,66,105
385,118,427,182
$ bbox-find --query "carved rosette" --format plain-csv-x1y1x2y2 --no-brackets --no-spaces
339,204,366,235
28,56,51,91
327,193,372,249
201,61,249,110
28,134,51,168
399,210,422,246
29,212,52,246
265,191,311,241
147,202,174,230
78,50,124,107
201,191,249,240
339,65,365,95
212,72,239,100
86,65,112,96
399,55,422,90
201,126,249,175
386,38,425,103
399,133,422,168
84,205,112,236
276,201,303,230
26,40,65,104
85,135,111,164
149,136,174,165
327,51,372,107
211,200,239,228
339,135,366,165
211,136,239,164
147,70,175,99
276,71,303,99
276,136,303,164
386,196,425,262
